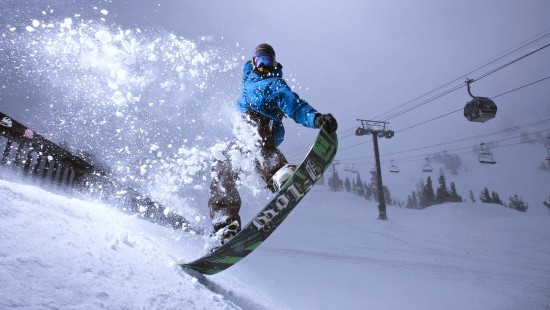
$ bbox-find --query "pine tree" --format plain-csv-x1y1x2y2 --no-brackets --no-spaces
543,196,550,210
416,179,426,208
369,169,381,201
435,175,449,203
383,185,392,205
491,191,503,205
480,187,492,203
344,177,351,193
422,176,436,207
467,189,476,202
508,195,528,212
369,169,378,188
449,182,463,202
328,170,341,191
364,182,373,200
355,173,365,196
406,191,419,209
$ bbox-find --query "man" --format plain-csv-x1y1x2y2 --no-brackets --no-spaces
209,43,338,244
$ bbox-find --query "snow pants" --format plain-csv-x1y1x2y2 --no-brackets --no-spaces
208,110,288,231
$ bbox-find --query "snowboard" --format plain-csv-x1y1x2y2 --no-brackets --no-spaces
180,125,338,275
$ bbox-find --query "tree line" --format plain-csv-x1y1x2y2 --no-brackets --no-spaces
468,187,529,212
405,175,462,209
326,169,394,205
323,168,542,213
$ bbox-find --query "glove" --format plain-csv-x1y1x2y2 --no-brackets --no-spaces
314,113,338,133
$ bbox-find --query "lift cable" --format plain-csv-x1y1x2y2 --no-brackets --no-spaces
339,134,550,170
336,119,550,162
388,134,550,165
491,75,550,100
379,43,550,122
373,31,550,121
387,120,550,157
335,135,549,173
334,76,550,155
338,128,550,165
395,75,550,134
314,31,550,150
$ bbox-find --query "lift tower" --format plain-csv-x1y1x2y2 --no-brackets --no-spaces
356,119,395,220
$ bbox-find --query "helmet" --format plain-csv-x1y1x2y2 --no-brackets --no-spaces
254,43,275,59
253,43,276,71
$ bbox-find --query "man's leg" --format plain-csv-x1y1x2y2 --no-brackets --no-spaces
257,148,289,192
242,111,291,191
208,155,242,237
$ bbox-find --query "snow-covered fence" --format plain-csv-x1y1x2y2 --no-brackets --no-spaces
0,111,200,233
0,112,94,188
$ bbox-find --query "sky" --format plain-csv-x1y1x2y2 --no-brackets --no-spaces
0,0,549,201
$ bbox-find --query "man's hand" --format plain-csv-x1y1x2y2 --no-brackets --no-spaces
314,113,338,133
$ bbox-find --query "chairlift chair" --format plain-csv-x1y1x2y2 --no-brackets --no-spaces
479,143,496,164
479,153,496,164
422,158,433,172
389,159,400,173
463,79,497,123
350,164,358,173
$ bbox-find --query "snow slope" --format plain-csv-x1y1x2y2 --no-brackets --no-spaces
0,180,270,309
1,178,549,309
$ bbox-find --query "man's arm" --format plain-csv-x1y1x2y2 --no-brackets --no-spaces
272,79,318,128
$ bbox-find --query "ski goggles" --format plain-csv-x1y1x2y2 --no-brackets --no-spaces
253,53,275,68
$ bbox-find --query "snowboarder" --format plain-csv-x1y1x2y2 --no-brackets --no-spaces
209,43,338,244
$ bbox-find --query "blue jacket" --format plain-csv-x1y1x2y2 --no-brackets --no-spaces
236,60,318,146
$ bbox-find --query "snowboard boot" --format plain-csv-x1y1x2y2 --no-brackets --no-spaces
213,218,241,245
268,164,296,193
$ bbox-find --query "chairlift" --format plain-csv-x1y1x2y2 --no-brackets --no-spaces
389,159,400,173
479,143,496,164
463,79,497,123
350,164,358,173
422,158,433,172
